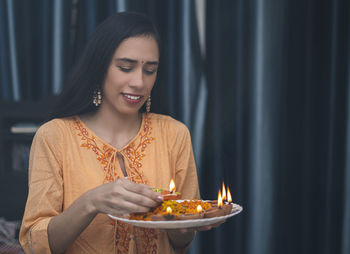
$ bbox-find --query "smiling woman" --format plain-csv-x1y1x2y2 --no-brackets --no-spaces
19,12,204,254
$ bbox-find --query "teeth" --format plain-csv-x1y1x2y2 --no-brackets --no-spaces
124,94,141,100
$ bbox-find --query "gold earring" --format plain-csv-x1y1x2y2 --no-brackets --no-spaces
146,96,151,113
93,89,102,106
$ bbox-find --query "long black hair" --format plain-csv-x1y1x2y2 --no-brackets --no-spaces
50,12,161,119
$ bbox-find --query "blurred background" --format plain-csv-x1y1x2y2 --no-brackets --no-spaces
1,0,350,253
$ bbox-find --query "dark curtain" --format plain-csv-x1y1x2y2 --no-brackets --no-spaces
1,0,350,254
202,0,350,254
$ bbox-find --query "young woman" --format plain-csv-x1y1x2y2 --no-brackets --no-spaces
20,12,211,254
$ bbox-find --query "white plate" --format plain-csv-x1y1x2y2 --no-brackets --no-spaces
107,202,243,229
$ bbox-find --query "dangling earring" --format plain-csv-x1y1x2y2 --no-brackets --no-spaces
146,96,151,113
93,89,102,106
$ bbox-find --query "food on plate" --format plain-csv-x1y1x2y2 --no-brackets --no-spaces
128,200,233,221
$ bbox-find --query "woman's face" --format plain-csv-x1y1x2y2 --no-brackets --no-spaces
101,36,159,116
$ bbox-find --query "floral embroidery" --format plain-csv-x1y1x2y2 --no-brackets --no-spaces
115,222,158,254
134,227,158,254
125,115,155,184
73,118,118,182
73,114,159,253
115,222,130,253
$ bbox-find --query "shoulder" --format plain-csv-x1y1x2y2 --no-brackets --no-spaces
35,117,76,140
147,113,192,149
148,113,190,136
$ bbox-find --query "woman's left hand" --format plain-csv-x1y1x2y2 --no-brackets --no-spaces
166,220,226,234
164,220,226,250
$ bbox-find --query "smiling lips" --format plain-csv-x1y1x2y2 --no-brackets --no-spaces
122,93,143,104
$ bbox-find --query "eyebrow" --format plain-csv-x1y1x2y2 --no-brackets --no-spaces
115,57,159,65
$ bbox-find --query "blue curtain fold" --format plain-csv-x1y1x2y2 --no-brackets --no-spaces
343,47,350,254
0,0,11,100
6,0,20,101
40,0,51,96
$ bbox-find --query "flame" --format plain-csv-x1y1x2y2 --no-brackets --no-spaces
166,206,172,215
227,186,232,203
218,190,223,208
222,181,226,201
169,178,176,192
197,205,203,213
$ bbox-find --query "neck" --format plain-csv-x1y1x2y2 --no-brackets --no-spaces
81,108,143,149
97,108,141,132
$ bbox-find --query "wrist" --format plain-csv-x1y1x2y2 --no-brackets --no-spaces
81,190,98,217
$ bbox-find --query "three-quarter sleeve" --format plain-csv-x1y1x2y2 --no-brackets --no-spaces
167,122,200,254
173,123,200,200
19,121,64,253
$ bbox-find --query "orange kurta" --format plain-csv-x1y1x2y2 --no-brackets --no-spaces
19,113,200,254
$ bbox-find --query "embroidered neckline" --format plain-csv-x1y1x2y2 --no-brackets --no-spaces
76,113,145,152
73,113,154,184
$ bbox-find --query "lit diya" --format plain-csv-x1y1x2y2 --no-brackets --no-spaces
203,182,233,218
152,178,181,200
203,190,226,218
177,204,204,220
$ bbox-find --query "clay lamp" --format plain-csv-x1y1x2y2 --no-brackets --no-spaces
162,179,181,200
178,204,204,220
204,190,225,218
164,206,175,220
206,181,227,207
150,212,166,221
151,206,175,221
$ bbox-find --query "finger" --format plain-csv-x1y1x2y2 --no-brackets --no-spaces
195,221,226,231
196,226,212,231
180,228,191,233
115,199,153,214
210,220,226,228
109,181,160,208
112,183,160,208
166,227,197,233
161,228,192,234
123,191,160,208
121,180,163,202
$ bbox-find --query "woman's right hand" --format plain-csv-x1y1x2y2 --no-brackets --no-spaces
47,178,161,253
84,178,163,216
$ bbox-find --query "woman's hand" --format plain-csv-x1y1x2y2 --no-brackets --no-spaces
84,178,163,216
48,179,162,254
165,221,225,250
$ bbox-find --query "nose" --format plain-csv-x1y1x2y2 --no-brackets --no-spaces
129,67,144,89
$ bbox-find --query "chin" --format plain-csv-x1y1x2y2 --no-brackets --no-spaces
117,107,142,116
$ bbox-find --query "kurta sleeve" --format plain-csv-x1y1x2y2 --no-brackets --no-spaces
19,120,64,254
167,122,200,254
173,123,200,200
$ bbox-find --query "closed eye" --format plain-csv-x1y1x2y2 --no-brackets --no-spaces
118,65,157,75
144,69,157,75
118,66,132,72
